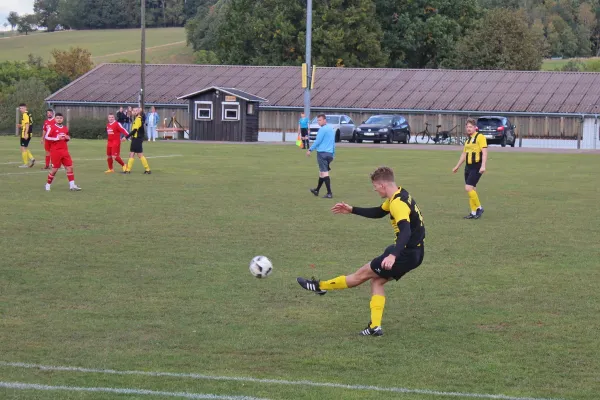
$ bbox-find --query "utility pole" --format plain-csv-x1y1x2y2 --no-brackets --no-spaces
140,0,146,111
303,0,312,119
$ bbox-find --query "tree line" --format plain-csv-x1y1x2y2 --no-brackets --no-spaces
185,0,600,71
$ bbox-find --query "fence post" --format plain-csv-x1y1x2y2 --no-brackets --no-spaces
15,107,19,136
282,131,286,142
67,108,71,130
577,119,582,149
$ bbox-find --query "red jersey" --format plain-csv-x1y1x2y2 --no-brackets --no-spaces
45,124,70,152
107,121,128,144
43,118,55,138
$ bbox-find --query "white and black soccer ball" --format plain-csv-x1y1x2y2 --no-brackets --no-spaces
249,256,273,278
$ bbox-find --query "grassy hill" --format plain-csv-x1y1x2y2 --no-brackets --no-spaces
0,28,194,64
541,57,600,71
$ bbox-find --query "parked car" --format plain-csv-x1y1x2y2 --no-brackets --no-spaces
354,115,411,144
476,116,516,147
308,114,356,142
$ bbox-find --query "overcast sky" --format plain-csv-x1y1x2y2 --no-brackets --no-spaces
0,0,34,29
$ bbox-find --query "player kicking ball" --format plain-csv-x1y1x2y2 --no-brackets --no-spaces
44,113,82,191
297,167,425,336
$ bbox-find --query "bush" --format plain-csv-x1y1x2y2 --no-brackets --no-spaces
0,77,50,134
67,118,106,139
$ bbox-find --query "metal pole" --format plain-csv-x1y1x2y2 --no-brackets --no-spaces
140,0,146,111
15,107,19,136
303,0,312,119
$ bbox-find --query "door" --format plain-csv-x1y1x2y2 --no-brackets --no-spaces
340,116,354,140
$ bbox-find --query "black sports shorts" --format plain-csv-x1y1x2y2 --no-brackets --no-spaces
20,137,31,147
464,165,482,187
301,128,308,137
130,138,143,153
370,243,424,281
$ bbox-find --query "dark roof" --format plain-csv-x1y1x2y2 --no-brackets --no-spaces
46,63,600,115
178,86,267,102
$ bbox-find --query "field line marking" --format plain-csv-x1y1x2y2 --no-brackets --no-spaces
92,41,186,59
0,381,268,400
0,154,183,165
0,361,566,400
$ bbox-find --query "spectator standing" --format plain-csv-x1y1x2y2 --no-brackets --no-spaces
146,106,159,142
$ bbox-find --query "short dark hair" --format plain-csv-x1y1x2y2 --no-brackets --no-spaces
370,166,395,183
317,113,327,120
19,103,26,107
55,112,63,117
108,112,114,116
46,109,54,113
466,118,477,126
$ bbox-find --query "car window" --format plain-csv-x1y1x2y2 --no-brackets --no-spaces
341,116,348,123
348,118,354,125
365,116,393,125
311,116,341,124
398,117,406,124
477,118,502,130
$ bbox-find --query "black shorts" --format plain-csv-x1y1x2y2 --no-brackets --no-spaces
130,138,143,153
317,152,333,172
20,137,31,147
301,128,308,137
370,244,424,281
464,166,482,187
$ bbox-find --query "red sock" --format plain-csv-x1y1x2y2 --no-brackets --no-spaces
107,157,114,169
47,174,55,184
67,172,74,182
115,156,125,166
45,156,50,168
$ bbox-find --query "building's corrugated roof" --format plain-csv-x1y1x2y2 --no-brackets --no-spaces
178,86,267,102
46,63,600,114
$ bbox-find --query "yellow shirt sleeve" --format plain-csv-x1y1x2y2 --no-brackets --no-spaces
476,134,488,148
381,199,390,212
389,198,411,223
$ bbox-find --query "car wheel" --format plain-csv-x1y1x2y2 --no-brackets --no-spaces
357,139,363,143
501,135,507,147
510,134,516,147
374,140,381,144
386,134,392,144
350,133,356,143
335,131,341,143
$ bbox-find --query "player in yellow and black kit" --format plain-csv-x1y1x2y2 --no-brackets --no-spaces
123,107,151,174
297,166,425,336
17,103,35,168
453,118,487,219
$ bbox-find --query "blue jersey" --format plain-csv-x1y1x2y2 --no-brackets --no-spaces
309,124,335,155
299,117,309,129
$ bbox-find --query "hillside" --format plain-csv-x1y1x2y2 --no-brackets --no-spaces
0,28,194,64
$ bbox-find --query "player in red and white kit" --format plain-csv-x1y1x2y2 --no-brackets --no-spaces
41,109,54,170
44,113,82,191
105,112,128,173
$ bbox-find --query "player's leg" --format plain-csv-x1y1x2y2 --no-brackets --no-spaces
358,276,389,336
64,156,81,191
321,156,333,198
106,146,114,173
310,153,331,197
464,168,483,219
297,262,377,295
46,152,62,190
137,152,151,173
125,150,135,173
43,140,52,169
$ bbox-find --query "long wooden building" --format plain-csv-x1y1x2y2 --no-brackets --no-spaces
45,63,600,147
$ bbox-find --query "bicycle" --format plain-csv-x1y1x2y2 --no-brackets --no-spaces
433,125,460,145
414,123,439,144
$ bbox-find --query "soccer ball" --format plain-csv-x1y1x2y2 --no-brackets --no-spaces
249,256,273,278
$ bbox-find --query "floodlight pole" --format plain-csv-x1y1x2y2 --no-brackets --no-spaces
303,0,312,118
140,0,146,111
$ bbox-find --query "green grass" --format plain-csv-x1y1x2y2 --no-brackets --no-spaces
0,28,192,64
541,56,600,71
0,137,599,400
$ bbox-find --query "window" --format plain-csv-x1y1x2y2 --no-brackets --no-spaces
247,103,254,115
222,102,240,121
195,101,212,120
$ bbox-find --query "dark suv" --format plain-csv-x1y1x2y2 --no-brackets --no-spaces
353,115,411,144
476,116,516,147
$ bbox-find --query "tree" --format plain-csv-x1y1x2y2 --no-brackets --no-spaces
194,50,220,64
34,0,61,31
186,0,230,52
17,15,38,35
49,47,93,81
374,0,480,68
0,77,50,132
7,11,20,31
446,8,543,71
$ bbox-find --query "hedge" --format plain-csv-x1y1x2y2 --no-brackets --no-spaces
67,118,107,139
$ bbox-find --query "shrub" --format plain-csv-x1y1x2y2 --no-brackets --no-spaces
67,118,106,139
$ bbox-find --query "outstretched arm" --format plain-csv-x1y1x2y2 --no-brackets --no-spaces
331,202,389,218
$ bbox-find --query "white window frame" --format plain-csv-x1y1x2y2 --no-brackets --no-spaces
222,101,240,121
195,101,213,120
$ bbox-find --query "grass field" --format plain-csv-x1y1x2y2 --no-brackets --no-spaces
541,57,600,71
0,137,599,400
0,28,194,64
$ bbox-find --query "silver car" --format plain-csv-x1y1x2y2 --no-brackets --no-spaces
308,114,356,143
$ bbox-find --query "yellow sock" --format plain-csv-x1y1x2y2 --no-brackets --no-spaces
21,152,28,164
468,190,478,213
140,156,150,171
27,150,34,160
319,275,348,290
472,190,481,209
127,158,135,171
369,295,386,328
